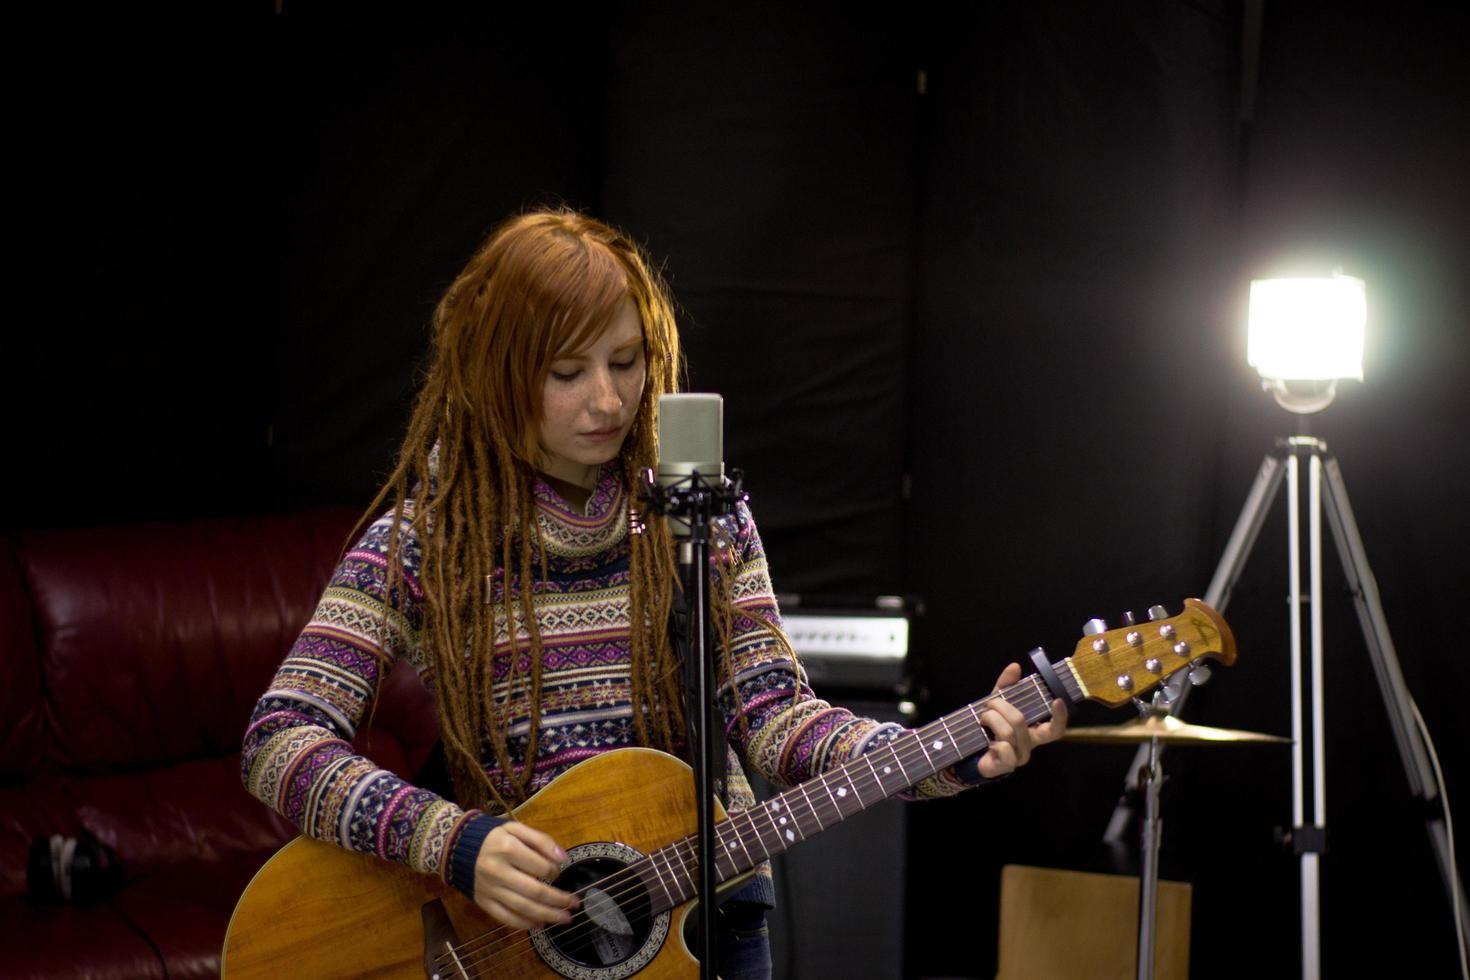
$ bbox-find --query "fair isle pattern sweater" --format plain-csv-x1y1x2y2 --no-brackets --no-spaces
241,467,976,898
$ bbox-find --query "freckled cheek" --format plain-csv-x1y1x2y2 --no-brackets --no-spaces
540,387,581,434
623,368,647,410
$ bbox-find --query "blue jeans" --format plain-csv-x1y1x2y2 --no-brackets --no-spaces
716,902,772,980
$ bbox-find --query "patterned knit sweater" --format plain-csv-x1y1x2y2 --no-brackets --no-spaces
241,466,979,901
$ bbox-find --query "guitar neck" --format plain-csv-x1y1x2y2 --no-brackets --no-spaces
634,664,1079,911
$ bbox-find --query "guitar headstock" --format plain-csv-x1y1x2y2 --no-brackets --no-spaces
1068,599,1236,707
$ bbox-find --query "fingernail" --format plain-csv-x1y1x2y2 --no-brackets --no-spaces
555,847,569,861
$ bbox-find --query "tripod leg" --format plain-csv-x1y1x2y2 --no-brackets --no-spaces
1102,455,1285,844
1205,454,1288,612
1320,455,1470,941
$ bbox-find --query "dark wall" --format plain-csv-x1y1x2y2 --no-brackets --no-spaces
13,3,1467,978
906,4,1468,979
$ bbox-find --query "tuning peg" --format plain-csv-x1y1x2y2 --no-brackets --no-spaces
1121,610,1139,626
1146,605,1170,622
1188,662,1213,687
1082,618,1109,636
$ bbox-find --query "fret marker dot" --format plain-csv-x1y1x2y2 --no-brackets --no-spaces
728,842,737,850
770,801,781,811
883,766,892,774
785,829,795,842
932,740,944,750
836,787,848,798
779,816,787,825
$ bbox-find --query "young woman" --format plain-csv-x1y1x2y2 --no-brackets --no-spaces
241,208,1066,978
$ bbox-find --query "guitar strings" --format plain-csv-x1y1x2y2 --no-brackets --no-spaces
434,681,1060,975
438,681,1058,975
439,681,1057,976
444,706,1046,980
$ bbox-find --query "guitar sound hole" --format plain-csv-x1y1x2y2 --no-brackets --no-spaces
544,856,656,970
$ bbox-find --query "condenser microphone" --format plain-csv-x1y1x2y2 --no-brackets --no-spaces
656,393,725,541
657,393,724,488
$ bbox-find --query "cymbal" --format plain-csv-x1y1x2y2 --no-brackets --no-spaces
1064,713,1292,745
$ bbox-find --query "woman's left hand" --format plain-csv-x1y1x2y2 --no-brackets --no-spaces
975,662,1069,779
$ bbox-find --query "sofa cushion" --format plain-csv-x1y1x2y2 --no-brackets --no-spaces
109,857,270,980
0,538,44,779
73,755,296,880
0,898,168,979
19,510,360,772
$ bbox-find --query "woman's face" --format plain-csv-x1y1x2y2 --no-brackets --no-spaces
537,297,647,487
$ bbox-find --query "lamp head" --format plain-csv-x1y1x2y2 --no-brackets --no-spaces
1247,273,1366,413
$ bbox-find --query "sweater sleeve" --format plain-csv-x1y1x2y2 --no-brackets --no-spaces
240,511,502,898
715,502,986,799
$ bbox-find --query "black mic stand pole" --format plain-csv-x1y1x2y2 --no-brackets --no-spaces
683,489,719,980
642,468,746,980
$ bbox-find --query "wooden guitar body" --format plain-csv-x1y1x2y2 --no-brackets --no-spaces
223,748,720,979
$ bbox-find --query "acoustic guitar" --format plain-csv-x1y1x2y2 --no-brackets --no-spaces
223,599,1234,979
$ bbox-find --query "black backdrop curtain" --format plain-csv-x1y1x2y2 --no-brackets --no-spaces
12,3,1467,977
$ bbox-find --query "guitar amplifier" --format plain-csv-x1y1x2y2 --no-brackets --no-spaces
778,594,915,696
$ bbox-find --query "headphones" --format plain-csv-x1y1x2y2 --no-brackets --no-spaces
26,830,124,905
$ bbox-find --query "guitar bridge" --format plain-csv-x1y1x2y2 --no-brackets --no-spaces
421,898,467,980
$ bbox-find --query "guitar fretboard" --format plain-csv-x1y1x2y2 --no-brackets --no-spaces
633,666,1075,911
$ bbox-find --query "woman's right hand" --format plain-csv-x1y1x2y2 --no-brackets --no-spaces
473,821,580,930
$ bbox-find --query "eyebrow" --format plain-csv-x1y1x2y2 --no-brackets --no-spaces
552,337,644,362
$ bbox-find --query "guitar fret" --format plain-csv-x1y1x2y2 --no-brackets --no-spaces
740,809,773,860
831,768,865,813
937,715,966,761
763,796,799,851
645,851,677,910
664,844,694,905
817,773,848,819
914,731,938,774
715,834,739,879
889,743,912,785
965,703,992,753
863,750,898,799
1027,675,1053,723
795,782,825,831
856,755,879,805
723,819,756,872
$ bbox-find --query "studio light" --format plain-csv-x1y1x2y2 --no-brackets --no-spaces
1247,272,1366,413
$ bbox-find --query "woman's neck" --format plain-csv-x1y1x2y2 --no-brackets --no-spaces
539,470,596,512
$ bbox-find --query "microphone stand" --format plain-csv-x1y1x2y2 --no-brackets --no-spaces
640,467,746,980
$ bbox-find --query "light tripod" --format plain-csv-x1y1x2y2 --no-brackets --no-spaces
1102,429,1467,979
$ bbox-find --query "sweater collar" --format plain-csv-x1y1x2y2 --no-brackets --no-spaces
531,464,628,560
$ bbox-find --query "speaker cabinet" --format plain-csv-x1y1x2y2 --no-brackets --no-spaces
756,698,908,980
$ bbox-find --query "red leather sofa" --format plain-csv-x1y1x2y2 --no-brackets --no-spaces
1,510,439,979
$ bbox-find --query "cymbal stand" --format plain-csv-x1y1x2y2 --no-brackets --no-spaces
1134,698,1166,980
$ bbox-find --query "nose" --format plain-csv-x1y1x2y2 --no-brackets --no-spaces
588,368,622,417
